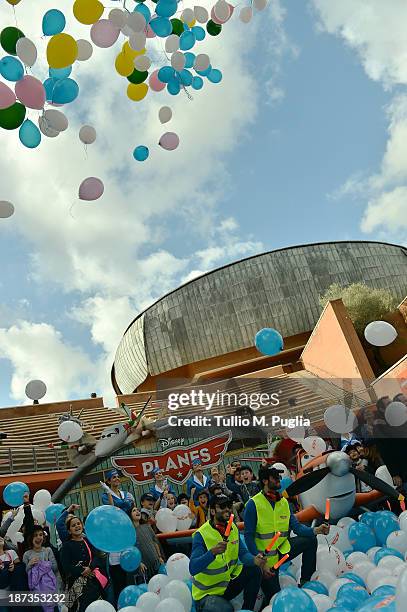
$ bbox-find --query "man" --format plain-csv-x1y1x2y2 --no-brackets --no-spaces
149,468,176,502
244,465,329,607
190,494,265,611
187,460,210,504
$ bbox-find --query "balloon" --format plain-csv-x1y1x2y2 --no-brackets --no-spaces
115,52,134,77
192,76,203,90
184,52,195,68
378,556,404,572
159,132,179,151
214,0,231,22
194,6,209,23
52,78,79,104
79,177,104,202
0,201,15,218
255,327,283,355
385,402,407,427
49,66,71,80
1,27,25,55
39,116,59,138
367,567,392,593
194,53,210,72
359,512,377,530
364,321,397,346
135,55,151,71
19,119,41,148
159,106,172,124
396,566,407,610
73,0,104,25
58,420,83,442
302,436,326,456
127,69,148,85
155,509,177,533
26,380,47,400
6,0,23,5
149,70,166,92
208,68,222,83
323,404,357,434
47,34,78,69
349,524,376,553
171,51,186,72
192,25,206,40
179,69,192,86
195,63,212,77
127,83,148,102
135,4,151,23
341,572,366,587
0,102,26,130
317,547,346,576
129,32,146,52
156,0,177,18
165,34,179,53
353,561,376,582
77,39,93,61
33,489,52,511
0,56,23,82
148,574,170,598
162,580,192,611
43,109,68,132
158,66,176,83
0,82,16,109
166,553,190,581
15,76,45,110
85,603,115,612
155,600,184,612
254,0,268,9
302,581,329,595
206,20,222,35
375,548,404,563
179,30,196,50
367,546,382,562
109,8,127,28
150,17,172,38
120,547,142,572
118,585,143,609
91,20,120,48
45,503,65,524
127,12,146,33
16,37,37,67
79,125,96,144
133,145,149,163
86,506,136,552
375,516,400,546
387,531,407,554
171,18,184,36
3,481,29,506
136,592,160,610
272,587,317,611
42,10,66,36
240,6,253,22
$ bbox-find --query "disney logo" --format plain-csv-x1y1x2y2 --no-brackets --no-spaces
158,437,185,449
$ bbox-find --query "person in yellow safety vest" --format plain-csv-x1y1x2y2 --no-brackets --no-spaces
189,494,266,611
244,465,330,608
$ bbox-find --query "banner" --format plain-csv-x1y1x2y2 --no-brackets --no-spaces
112,431,232,485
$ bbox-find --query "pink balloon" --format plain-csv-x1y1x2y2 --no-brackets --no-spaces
15,75,45,110
149,69,166,92
0,82,16,110
90,19,120,48
146,24,156,38
79,177,104,201
159,132,179,151
211,6,231,24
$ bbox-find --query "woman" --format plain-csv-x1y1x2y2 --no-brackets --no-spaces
0,535,20,611
60,516,107,612
189,489,209,528
126,505,164,582
100,470,134,513
186,460,209,505
23,527,59,612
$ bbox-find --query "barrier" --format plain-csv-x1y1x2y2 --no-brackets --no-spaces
156,522,245,541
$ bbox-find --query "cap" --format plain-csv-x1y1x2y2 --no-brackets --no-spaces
192,459,202,467
140,508,152,517
140,493,155,502
258,465,283,483
106,469,119,480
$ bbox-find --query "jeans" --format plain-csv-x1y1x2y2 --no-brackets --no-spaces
194,565,262,612
261,535,318,607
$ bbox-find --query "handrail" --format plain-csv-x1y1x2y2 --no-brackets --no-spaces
156,522,245,541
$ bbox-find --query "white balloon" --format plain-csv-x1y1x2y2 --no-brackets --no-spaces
366,567,391,593
127,12,146,33
194,53,210,72
378,555,404,572
85,602,116,612
364,321,397,346
166,553,190,581
279,573,298,589
240,6,253,23
136,592,160,610
0,201,14,218
323,404,357,434
214,0,230,21
353,560,376,582
286,425,305,442
148,574,170,598
173,505,189,519
33,489,51,511
254,0,268,10
39,116,59,137
162,580,192,611
171,51,186,72
366,547,381,562
385,402,407,427
156,508,177,533
400,512,407,532
156,600,184,612
159,106,172,124
165,35,179,53
314,571,336,589
181,8,194,23
328,578,351,600
347,551,369,566
77,39,93,61
337,516,356,528
129,32,146,52
16,37,37,67
79,125,96,145
312,593,333,612
58,420,83,443
25,380,47,400
388,531,407,554
43,109,68,132
109,8,126,28
317,547,346,576
302,436,326,456
194,5,209,23
375,465,394,487
31,508,45,525
121,25,134,37
325,525,351,552
135,55,151,71
394,563,407,578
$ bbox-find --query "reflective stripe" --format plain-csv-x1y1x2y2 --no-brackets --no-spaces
201,559,237,575
255,531,289,539
192,578,230,591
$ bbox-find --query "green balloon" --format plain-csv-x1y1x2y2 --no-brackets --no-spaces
0,26,25,56
171,18,184,36
0,102,26,130
127,69,148,84
206,20,222,36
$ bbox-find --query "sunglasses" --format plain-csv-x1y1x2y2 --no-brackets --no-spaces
217,502,233,510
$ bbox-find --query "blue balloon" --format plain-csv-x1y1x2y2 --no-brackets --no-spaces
158,66,176,83
135,4,151,22
359,513,376,530
184,52,195,69
195,64,212,77
45,503,65,524
279,476,293,492
192,26,205,41
374,547,403,563
179,30,196,51
356,595,396,611
343,551,354,558
156,0,177,18
326,608,351,612
255,327,284,357
348,523,376,553
52,78,79,104
150,16,172,37
341,572,366,587
49,66,72,80
85,505,136,553
192,76,203,90
0,56,24,82
179,69,193,86
3,482,29,507
43,78,57,101
117,585,142,609
208,68,223,83
158,563,167,574
374,516,399,546
19,119,41,148
133,145,149,162
372,585,396,598
42,9,66,36
272,586,317,612
301,581,328,595
120,547,142,572
185,579,192,592
167,77,181,95
336,583,369,607
138,584,148,593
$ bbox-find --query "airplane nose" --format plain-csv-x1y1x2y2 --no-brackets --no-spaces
327,451,351,476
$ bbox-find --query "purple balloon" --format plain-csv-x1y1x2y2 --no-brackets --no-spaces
0,82,16,109
90,20,120,48
159,131,179,151
79,177,104,201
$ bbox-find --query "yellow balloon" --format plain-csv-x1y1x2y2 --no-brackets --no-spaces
115,52,134,77
122,41,146,59
47,33,78,69
6,0,23,5
188,19,197,27
127,83,148,102
73,0,104,25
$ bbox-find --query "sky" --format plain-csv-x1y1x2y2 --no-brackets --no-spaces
0,0,406,408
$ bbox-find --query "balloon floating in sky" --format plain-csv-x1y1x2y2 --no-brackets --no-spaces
79,125,96,145
133,145,149,162
79,177,104,201
0,200,15,219
255,327,284,356
159,132,179,151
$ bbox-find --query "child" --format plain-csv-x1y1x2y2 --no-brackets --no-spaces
0,536,20,605
126,506,164,582
189,489,209,528
23,526,60,607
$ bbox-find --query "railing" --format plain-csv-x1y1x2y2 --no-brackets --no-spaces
0,446,71,476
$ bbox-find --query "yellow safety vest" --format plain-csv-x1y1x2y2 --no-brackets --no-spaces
191,520,243,602
252,492,291,568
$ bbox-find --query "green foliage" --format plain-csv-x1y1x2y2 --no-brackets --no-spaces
319,282,398,333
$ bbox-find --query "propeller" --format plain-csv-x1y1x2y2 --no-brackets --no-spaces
286,467,330,496
349,467,402,501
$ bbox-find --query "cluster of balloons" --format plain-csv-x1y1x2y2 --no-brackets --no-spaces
155,506,193,533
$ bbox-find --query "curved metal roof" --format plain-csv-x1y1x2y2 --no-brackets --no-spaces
112,241,407,394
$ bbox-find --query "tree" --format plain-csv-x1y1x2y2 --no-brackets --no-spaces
319,283,398,334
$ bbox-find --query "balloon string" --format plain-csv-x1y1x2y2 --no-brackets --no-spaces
83,143,88,160
69,203,76,219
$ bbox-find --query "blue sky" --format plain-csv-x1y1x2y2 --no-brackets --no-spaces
0,0,405,407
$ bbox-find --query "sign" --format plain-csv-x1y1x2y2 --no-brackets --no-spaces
112,431,232,485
